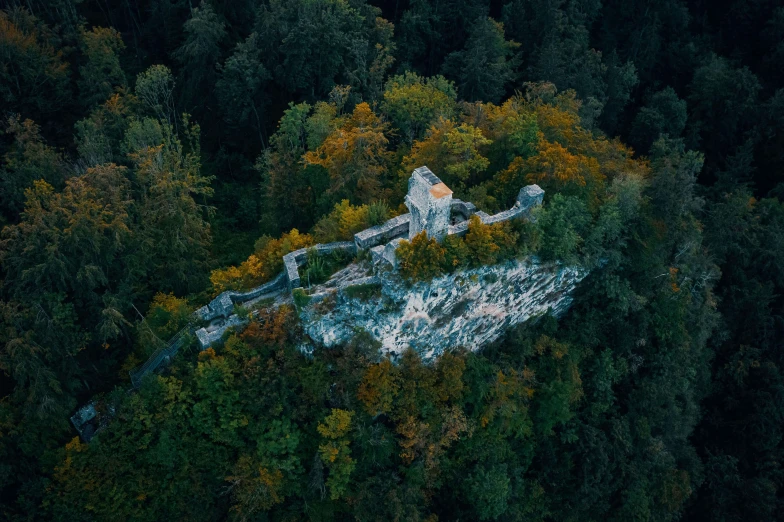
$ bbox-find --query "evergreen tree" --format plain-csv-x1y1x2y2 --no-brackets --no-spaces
442,18,520,104
173,2,226,114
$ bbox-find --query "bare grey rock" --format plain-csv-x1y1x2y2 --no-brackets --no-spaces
299,257,587,359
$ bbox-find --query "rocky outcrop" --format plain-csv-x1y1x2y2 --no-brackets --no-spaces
299,256,587,359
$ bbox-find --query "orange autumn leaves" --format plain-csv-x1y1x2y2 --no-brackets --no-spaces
304,102,391,204
210,229,314,294
212,86,648,295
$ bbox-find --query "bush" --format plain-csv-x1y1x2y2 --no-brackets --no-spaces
396,232,447,281
210,229,314,293
367,200,390,226
397,218,524,282
344,282,382,301
303,249,328,285
292,288,311,309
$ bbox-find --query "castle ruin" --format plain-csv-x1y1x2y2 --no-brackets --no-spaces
123,166,543,386
74,166,548,439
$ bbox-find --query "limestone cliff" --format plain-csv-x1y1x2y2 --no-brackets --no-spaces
299,256,587,359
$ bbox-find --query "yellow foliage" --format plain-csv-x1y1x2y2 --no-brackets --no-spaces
527,138,582,185
535,101,582,146
226,456,285,514
319,442,340,463
304,102,390,202
396,415,431,465
402,119,491,189
439,406,471,447
198,347,216,361
209,229,313,294
317,409,354,439
401,118,454,179
257,467,284,505
358,358,400,414
434,351,466,403
381,72,456,142
311,199,373,242
209,265,243,293
240,306,295,348
396,231,446,281
338,200,370,238
147,292,190,335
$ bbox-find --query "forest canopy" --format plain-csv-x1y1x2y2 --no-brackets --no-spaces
0,1,783,521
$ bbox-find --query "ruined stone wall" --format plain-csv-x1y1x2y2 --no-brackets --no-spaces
283,241,357,290
135,170,545,379
448,184,544,237
353,214,410,250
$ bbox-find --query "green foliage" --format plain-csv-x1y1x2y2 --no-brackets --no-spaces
443,17,520,104
381,72,457,142
629,87,688,153
366,200,390,227
255,0,364,96
173,3,226,112
443,123,492,187
343,282,382,301
465,464,511,520
292,288,311,309
1,1,784,519
0,8,71,122
135,65,177,128
77,27,126,108
302,248,351,288
125,116,214,294
535,194,592,264
216,33,270,145
0,116,66,221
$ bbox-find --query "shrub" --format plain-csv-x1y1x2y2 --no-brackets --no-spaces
147,292,192,338
344,282,382,301
292,288,311,309
396,232,447,281
366,200,390,226
210,229,314,293
304,249,328,285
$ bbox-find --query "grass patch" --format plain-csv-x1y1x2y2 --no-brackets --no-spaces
343,282,382,301
302,248,354,287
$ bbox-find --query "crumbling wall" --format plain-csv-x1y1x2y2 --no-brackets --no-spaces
447,184,544,237
283,241,356,290
353,213,411,250
131,169,544,384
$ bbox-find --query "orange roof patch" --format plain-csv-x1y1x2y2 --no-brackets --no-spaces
429,182,452,199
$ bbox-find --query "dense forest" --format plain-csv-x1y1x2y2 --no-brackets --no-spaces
0,0,783,520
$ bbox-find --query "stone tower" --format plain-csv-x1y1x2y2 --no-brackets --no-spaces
405,166,453,241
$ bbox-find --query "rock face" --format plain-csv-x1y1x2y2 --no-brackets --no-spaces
299,257,587,359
